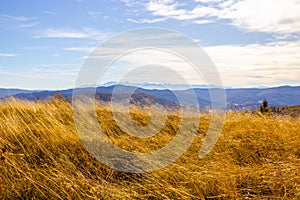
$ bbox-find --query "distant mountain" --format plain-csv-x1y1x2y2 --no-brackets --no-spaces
93,92,179,109
9,89,74,101
84,82,218,90
139,86,300,109
226,86,300,106
2,85,300,110
0,88,32,98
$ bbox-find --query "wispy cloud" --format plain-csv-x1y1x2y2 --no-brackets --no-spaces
222,0,300,35
127,17,167,23
23,46,52,50
1,14,35,22
193,19,213,24
82,30,300,87
41,11,56,15
88,11,101,18
33,28,112,40
37,64,78,68
0,67,78,80
121,0,138,7
18,21,39,28
0,67,76,89
194,0,223,3
51,54,61,57
204,40,300,86
64,47,95,53
126,0,300,35
32,64,80,77
0,53,16,57
0,14,39,29
34,29,88,38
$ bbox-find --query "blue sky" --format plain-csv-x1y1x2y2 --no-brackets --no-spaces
0,0,300,89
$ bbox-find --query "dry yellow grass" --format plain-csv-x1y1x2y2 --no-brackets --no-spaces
0,97,299,199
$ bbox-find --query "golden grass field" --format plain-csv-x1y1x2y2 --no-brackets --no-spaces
0,97,299,199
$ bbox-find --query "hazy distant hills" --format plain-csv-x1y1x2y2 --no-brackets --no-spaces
1,85,300,110
93,92,179,109
0,88,32,98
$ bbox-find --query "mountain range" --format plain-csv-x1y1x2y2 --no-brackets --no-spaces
0,88,33,98
1,85,299,110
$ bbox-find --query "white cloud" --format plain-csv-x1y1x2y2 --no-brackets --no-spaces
34,29,88,38
88,11,101,18
222,0,300,34
34,28,112,40
142,0,300,34
193,19,213,24
204,40,300,86
0,67,78,80
0,64,80,88
0,14,39,29
41,11,56,15
32,64,80,77
85,39,300,87
1,14,35,22
96,48,204,85
0,53,16,57
37,64,78,68
23,46,52,50
127,17,167,23
18,22,39,28
51,54,61,57
147,0,185,19
194,0,222,2
64,47,95,53
121,0,138,7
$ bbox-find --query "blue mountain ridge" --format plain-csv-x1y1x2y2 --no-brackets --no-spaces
1,85,300,110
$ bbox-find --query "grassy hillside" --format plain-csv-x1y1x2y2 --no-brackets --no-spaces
0,98,299,199
271,105,300,117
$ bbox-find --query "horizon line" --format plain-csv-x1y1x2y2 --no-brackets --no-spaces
1,83,300,91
